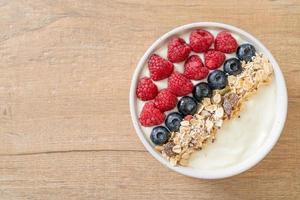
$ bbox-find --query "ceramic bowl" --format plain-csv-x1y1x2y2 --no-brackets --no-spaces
129,22,287,179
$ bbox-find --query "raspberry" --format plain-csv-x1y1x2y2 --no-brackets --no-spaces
154,89,177,112
183,55,209,80
148,54,174,81
139,102,165,127
189,29,214,53
168,72,193,96
204,49,225,70
136,77,158,101
167,37,191,63
215,31,238,53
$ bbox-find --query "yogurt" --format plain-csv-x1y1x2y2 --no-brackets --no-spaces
189,79,276,169
136,28,277,169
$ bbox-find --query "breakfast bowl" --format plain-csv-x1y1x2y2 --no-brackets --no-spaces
129,22,287,179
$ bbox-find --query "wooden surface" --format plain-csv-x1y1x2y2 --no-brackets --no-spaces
0,0,299,199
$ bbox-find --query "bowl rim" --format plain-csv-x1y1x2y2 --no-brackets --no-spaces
129,22,288,179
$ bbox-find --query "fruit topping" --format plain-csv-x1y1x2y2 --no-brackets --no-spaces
163,142,176,157
223,92,239,115
165,112,183,132
192,82,212,102
177,96,198,116
150,126,170,145
150,39,275,166
204,49,225,70
183,55,209,80
154,89,177,112
223,58,242,75
148,54,174,81
215,31,238,53
236,43,256,62
189,29,214,53
207,70,228,90
139,102,165,126
136,77,158,101
168,72,193,96
167,37,191,63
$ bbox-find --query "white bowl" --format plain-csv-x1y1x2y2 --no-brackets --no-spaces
129,22,287,179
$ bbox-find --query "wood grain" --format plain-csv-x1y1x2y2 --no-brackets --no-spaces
0,0,299,199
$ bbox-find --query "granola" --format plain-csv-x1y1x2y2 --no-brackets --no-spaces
156,54,274,166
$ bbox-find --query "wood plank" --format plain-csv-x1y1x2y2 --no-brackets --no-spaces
0,151,298,200
0,0,298,199
0,0,298,154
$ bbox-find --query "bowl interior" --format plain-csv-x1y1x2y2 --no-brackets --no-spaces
129,22,287,179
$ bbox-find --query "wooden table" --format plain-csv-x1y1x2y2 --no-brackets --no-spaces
0,0,299,199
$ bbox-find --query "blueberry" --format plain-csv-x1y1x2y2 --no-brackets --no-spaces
207,70,228,90
236,43,256,62
165,112,183,132
192,82,212,102
177,96,198,116
223,58,242,75
150,126,170,145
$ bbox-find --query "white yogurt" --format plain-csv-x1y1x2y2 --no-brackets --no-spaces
137,28,277,169
189,79,276,169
